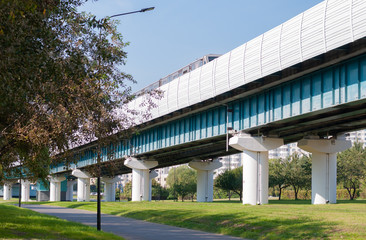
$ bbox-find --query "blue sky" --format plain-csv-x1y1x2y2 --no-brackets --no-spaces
79,0,324,92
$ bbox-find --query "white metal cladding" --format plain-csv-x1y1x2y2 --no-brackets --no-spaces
228,44,245,89
177,73,190,109
167,79,178,112
214,52,230,95
200,60,215,100
188,67,201,105
130,0,366,124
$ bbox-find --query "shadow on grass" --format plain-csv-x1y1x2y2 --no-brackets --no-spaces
114,208,334,239
213,200,242,204
268,199,366,205
268,200,311,205
337,199,366,204
32,201,93,209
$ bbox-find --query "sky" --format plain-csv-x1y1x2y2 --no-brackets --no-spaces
79,0,324,93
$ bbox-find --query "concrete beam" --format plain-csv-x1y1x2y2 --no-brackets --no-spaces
298,137,352,204
189,160,222,202
101,176,120,202
72,169,91,202
3,182,12,200
230,135,283,205
49,176,66,202
20,180,31,202
124,157,158,201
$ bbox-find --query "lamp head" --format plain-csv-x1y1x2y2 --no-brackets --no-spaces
140,7,155,12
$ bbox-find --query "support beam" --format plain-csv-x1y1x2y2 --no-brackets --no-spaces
298,136,351,204
124,157,158,201
71,169,91,202
21,180,31,202
189,160,222,202
101,176,120,202
49,176,66,202
149,170,158,201
229,134,283,205
3,182,12,200
66,180,76,201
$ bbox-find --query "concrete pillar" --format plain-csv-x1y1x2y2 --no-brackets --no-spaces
3,182,12,200
149,170,158,201
49,176,66,202
189,160,222,202
66,180,76,201
229,134,283,205
21,180,31,202
298,137,351,204
124,157,158,201
71,169,91,202
101,176,119,202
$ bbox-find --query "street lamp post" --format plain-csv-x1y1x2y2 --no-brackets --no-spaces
96,6,154,231
110,7,155,18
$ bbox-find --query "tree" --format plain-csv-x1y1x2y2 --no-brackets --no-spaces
337,142,366,200
0,1,157,181
283,153,311,200
151,179,169,200
269,158,288,200
120,181,132,200
166,165,196,202
214,167,243,202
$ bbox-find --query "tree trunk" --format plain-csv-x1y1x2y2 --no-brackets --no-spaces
352,183,357,200
293,186,299,200
278,187,282,201
346,187,353,200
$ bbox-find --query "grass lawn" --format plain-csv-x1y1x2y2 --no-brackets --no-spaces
0,200,123,240
26,199,366,239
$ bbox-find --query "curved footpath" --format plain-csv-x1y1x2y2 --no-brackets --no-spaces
22,204,245,240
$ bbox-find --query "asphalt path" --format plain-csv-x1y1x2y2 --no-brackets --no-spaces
22,204,245,240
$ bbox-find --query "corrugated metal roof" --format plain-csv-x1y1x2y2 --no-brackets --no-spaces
131,0,366,123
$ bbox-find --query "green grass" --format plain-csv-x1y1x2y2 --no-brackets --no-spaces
0,200,123,240
26,199,366,239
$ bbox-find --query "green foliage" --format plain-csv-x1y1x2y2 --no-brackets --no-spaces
166,165,196,201
337,142,366,200
115,187,121,200
282,153,311,200
269,158,288,200
269,153,311,200
280,189,311,200
0,0,158,180
120,181,132,200
151,179,169,200
213,186,229,199
214,167,243,201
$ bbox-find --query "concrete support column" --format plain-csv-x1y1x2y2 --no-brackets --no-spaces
189,160,222,202
66,180,76,201
101,176,120,202
298,137,351,204
124,157,158,201
21,180,31,202
49,176,66,202
72,169,91,202
229,134,283,205
3,182,12,200
149,170,158,201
